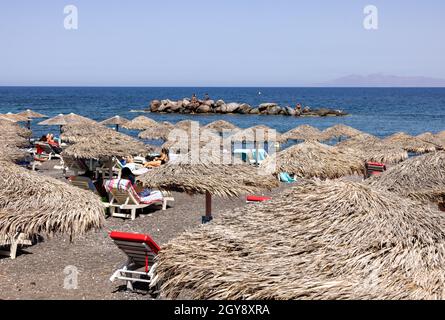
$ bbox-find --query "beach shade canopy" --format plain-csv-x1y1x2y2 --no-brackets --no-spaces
137,152,278,221
0,161,105,239
0,119,32,147
0,112,29,123
0,146,30,163
231,125,285,143
38,114,68,126
417,132,445,149
17,109,48,119
61,130,153,160
175,120,200,129
123,116,158,130
60,122,110,143
139,121,175,141
383,132,438,154
261,141,365,179
335,133,409,164
100,115,129,132
203,120,240,134
152,179,445,300
321,124,363,141
367,151,445,204
162,123,223,153
282,125,323,141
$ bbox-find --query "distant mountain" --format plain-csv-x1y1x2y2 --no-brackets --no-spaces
320,74,445,87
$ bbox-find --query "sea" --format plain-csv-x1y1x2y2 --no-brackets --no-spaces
1,87,444,142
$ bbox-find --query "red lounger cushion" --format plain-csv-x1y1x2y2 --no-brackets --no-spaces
367,162,385,167
247,196,272,202
110,231,160,254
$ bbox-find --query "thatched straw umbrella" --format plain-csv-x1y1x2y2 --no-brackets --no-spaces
0,161,105,239
0,113,29,123
321,124,363,142
282,125,323,142
61,122,109,143
138,153,278,223
204,120,240,134
17,109,48,129
383,132,438,154
0,120,32,148
231,125,284,143
62,131,152,160
367,151,445,203
335,133,409,164
100,115,129,132
175,120,200,129
38,114,68,134
152,179,445,300
0,146,30,163
261,141,365,179
39,113,96,134
138,122,175,141
417,132,445,149
123,116,158,130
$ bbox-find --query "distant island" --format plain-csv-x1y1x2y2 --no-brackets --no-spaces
320,73,445,87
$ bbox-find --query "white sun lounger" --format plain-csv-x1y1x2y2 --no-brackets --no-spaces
0,233,32,260
104,179,174,220
109,231,160,291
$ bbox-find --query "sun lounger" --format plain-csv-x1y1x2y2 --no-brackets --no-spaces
104,179,174,220
109,231,160,291
246,195,272,203
0,233,32,260
62,156,88,176
34,142,61,161
365,162,387,179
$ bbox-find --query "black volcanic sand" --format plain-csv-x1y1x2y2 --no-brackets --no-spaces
0,160,289,300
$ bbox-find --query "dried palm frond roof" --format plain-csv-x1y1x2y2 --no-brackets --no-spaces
0,161,105,238
162,126,223,152
153,179,445,300
17,109,48,119
335,134,409,164
417,132,445,149
62,130,153,159
281,125,323,141
38,114,68,126
175,120,200,129
100,115,129,126
204,120,240,133
139,122,175,140
367,151,445,203
0,119,32,138
61,122,110,143
231,125,285,143
122,116,158,130
137,153,278,197
260,141,365,179
321,124,363,140
39,113,96,126
0,146,30,163
383,132,438,154
0,113,29,122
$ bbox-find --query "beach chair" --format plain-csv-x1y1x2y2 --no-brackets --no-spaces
365,162,387,179
246,195,272,203
68,176,98,193
104,179,174,220
0,233,32,260
34,142,61,161
109,231,160,291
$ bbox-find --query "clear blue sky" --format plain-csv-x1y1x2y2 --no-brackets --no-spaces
0,0,444,86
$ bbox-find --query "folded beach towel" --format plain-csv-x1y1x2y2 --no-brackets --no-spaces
279,172,296,183
139,190,163,205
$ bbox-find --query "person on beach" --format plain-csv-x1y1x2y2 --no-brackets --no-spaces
121,167,152,197
46,133,62,154
295,103,302,111
144,149,169,168
204,93,210,101
191,93,198,104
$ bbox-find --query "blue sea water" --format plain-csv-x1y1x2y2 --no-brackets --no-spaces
0,87,444,140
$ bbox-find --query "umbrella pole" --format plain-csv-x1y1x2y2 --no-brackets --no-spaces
116,124,119,132
202,191,213,224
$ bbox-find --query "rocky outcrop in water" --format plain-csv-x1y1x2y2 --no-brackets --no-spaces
147,99,348,117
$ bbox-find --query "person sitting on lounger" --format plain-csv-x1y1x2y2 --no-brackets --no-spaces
143,149,169,168
121,167,152,197
46,133,62,154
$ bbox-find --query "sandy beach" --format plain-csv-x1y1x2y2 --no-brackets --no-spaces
0,160,288,300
